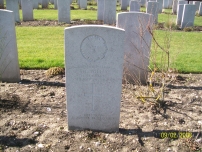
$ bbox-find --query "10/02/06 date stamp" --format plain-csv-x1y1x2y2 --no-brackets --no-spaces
160,132,192,139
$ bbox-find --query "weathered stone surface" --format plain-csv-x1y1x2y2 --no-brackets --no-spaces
146,1,159,24
6,0,20,22
79,0,87,9
172,0,178,14
129,0,140,12
42,0,49,8
58,0,70,23
156,0,163,13
199,2,202,16
21,0,34,21
54,0,57,9
116,12,153,84
0,9,20,83
104,0,116,24
181,4,196,28
97,0,104,20
176,4,184,25
0,0,4,9
65,25,125,132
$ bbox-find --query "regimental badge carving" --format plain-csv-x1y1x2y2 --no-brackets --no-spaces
80,35,108,62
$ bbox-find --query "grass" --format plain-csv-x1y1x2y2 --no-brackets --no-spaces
15,4,202,73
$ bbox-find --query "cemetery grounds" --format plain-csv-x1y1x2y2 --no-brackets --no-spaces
0,4,202,152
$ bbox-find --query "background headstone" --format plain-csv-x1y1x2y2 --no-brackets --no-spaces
104,0,116,24
58,0,70,23
0,9,20,83
181,4,196,28
0,0,4,9
193,1,200,11
79,0,87,9
139,0,146,7
97,0,104,20
156,0,163,13
65,25,125,132
146,1,159,24
32,0,39,9
54,0,57,9
42,0,49,8
172,0,178,14
176,4,184,25
21,0,33,21
116,12,153,84
121,0,128,10
163,0,169,8
199,2,202,16
6,0,20,22
129,0,140,12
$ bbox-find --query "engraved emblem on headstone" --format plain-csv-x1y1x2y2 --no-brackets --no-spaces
80,35,108,62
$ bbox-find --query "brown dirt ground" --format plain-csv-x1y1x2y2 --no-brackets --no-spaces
0,70,202,152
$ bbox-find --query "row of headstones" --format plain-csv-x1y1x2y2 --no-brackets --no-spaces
1,9,153,131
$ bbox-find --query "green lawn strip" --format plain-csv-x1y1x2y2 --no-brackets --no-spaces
16,27,202,73
150,30,202,73
16,27,64,69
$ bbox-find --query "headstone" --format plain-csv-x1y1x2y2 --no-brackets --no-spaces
199,2,202,16
6,0,20,22
177,0,187,13
146,1,159,24
79,0,87,9
129,0,140,12
193,1,200,11
172,0,178,14
116,12,153,84
156,0,163,13
65,25,125,132
38,0,42,5
58,0,70,23
42,0,49,8
0,10,20,83
21,0,33,21
54,0,57,9
0,0,4,9
163,0,169,8
139,0,146,7
176,4,184,25
168,0,173,8
97,0,104,20
121,0,128,10
33,0,39,9
181,4,196,28
50,0,54,4
104,0,116,24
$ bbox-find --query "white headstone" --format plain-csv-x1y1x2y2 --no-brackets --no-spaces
33,0,39,9
177,0,188,13
21,0,33,21
0,0,4,9
193,1,200,10
79,0,87,9
58,0,70,23
54,0,57,9
172,0,178,14
156,0,163,13
129,0,140,12
65,25,125,132
139,0,146,7
42,0,49,8
176,4,184,25
199,2,202,16
116,12,153,84
146,1,159,24
104,0,116,24
181,4,196,28
121,0,128,10
97,0,104,20
0,9,20,83
6,0,20,22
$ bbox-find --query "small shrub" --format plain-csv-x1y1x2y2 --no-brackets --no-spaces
46,67,65,77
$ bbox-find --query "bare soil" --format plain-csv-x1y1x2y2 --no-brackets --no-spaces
0,70,202,152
